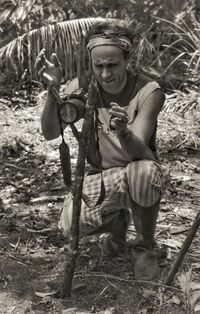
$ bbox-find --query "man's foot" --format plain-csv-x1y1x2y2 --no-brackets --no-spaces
127,236,157,251
133,250,160,281
101,235,126,257
100,209,130,257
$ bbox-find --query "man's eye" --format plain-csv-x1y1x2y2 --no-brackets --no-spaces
108,63,118,68
94,63,118,69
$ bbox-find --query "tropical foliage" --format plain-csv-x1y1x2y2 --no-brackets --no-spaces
0,17,106,82
0,0,200,92
156,16,200,81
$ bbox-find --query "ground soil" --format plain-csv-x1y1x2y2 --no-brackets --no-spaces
0,84,200,314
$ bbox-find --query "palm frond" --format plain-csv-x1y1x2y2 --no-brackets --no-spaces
151,38,184,66
0,17,106,81
152,15,200,80
162,52,186,75
155,16,190,35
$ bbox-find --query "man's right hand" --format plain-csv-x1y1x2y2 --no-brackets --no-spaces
34,48,62,90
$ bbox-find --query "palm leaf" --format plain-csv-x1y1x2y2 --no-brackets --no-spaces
0,17,106,81
162,52,186,75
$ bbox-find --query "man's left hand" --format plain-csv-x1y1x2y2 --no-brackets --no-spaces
109,102,129,135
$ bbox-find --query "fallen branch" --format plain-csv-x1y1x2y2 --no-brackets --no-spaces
185,146,200,152
165,211,200,286
170,226,189,235
168,134,190,151
0,161,26,171
6,252,28,267
30,195,65,203
15,211,31,218
26,227,53,234
74,271,182,292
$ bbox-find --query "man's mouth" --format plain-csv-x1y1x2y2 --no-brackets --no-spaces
102,79,114,84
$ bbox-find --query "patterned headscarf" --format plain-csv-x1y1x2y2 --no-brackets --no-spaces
87,35,132,53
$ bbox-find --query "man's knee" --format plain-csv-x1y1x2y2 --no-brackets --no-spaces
58,194,97,239
126,160,162,207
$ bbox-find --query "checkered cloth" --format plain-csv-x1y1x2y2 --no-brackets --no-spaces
59,159,170,238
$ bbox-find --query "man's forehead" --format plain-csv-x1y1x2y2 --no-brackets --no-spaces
91,45,124,61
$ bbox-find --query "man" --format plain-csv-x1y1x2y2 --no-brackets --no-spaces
35,20,170,280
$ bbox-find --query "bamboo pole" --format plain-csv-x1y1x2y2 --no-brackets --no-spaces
165,211,200,286
61,79,97,298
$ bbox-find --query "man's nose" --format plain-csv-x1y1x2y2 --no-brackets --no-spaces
101,67,111,79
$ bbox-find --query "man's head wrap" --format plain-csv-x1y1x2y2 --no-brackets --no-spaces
87,35,132,53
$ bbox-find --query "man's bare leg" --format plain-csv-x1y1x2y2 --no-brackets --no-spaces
127,199,160,250
127,200,161,280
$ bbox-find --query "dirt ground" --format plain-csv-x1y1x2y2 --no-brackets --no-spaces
0,84,200,314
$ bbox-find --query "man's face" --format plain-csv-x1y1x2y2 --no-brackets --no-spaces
91,45,128,94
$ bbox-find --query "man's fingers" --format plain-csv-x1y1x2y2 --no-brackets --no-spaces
51,53,61,67
110,111,128,123
35,49,46,68
109,103,128,122
110,106,128,114
36,50,52,68
35,50,60,77
38,65,45,78
43,55,52,68
35,49,52,78
37,66,53,85
43,72,53,84
110,119,125,132
109,101,128,123
110,103,124,112
111,116,126,125
35,56,44,72
110,102,119,107
35,48,45,62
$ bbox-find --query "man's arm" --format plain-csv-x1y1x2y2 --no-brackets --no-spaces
110,88,165,161
35,49,80,140
41,78,79,140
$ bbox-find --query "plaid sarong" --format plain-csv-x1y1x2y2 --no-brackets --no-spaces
59,159,170,238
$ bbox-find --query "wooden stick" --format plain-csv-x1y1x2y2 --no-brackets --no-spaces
61,79,97,298
165,211,200,286
30,195,65,203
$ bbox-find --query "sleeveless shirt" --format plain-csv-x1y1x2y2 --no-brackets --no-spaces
87,71,162,169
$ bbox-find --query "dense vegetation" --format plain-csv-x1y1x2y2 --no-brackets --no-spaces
1,0,200,96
